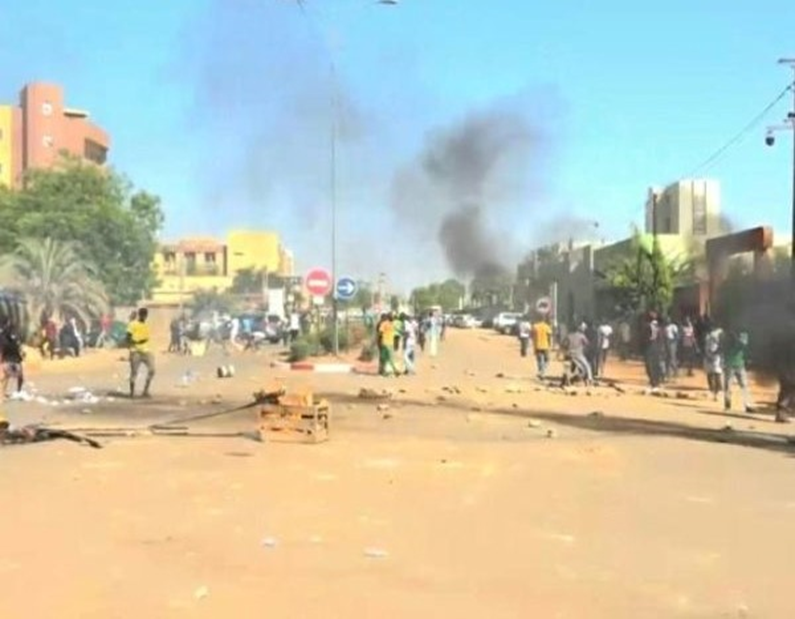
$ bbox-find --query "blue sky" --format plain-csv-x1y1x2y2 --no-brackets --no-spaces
1,0,794,289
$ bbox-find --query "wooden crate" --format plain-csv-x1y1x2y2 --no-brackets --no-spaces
258,398,330,444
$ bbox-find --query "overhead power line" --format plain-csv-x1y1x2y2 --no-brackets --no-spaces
684,80,795,178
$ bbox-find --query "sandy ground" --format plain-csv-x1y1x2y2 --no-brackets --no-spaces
1,330,794,618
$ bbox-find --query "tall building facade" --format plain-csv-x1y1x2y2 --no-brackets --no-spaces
645,179,721,239
150,231,295,306
0,82,110,187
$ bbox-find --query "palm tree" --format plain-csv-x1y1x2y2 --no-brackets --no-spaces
0,237,109,326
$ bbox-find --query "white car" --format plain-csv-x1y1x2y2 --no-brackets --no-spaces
453,314,481,329
493,312,522,334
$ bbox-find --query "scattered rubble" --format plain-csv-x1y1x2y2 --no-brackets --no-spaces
376,403,390,412
363,547,389,559
546,429,557,439
358,388,393,401
527,420,543,428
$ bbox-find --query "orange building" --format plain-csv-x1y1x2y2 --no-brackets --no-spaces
0,82,110,187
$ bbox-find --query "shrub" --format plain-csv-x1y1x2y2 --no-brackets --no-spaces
319,327,349,354
289,338,312,362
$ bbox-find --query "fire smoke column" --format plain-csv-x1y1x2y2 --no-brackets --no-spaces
390,104,540,279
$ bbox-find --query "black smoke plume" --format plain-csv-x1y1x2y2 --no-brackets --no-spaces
391,105,540,279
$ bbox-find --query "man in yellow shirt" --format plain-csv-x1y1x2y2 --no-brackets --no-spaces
531,317,553,379
127,308,155,398
377,314,399,376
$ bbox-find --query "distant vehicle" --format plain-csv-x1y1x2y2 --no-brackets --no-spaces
452,314,481,329
263,314,285,344
493,312,522,334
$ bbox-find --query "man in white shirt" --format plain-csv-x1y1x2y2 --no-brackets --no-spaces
596,321,613,378
664,319,680,379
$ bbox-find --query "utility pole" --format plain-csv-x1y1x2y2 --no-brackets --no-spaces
330,61,339,356
765,58,795,282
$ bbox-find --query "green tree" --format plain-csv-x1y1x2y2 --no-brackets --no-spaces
338,281,373,312
1,157,164,305
231,267,266,294
0,237,109,325
470,266,513,308
604,232,683,315
410,278,465,312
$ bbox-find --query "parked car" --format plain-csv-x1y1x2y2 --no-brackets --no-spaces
493,312,522,334
452,314,482,329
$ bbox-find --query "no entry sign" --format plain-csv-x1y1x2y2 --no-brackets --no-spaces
305,268,332,297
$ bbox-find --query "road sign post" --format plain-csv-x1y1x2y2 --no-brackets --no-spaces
335,276,358,302
305,268,332,297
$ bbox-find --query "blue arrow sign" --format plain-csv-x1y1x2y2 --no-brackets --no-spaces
335,276,358,301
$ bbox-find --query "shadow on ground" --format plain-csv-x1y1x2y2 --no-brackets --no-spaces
321,390,795,456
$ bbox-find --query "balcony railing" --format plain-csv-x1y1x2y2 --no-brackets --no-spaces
161,263,223,277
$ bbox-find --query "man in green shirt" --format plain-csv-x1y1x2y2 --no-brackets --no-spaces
723,329,754,413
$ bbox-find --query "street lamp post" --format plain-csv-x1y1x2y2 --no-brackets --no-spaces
292,0,396,356
765,58,795,282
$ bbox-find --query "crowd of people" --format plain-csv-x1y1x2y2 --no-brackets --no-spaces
375,311,445,377
531,311,778,419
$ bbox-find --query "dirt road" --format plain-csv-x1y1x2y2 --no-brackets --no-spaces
1,330,793,618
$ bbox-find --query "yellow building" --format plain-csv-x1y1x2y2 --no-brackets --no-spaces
0,105,14,187
149,230,293,306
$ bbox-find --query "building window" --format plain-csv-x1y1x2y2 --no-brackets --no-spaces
84,139,108,165
204,252,216,263
42,135,54,148
42,102,53,116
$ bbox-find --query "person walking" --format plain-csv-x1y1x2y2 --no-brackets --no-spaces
681,316,698,376
703,322,723,402
393,313,404,353
596,319,613,379
378,314,399,377
664,318,680,380
643,314,665,391
564,324,593,386
403,317,418,375
723,328,754,413
517,316,531,358
126,308,155,398
168,316,181,353
617,319,631,360
428,312,441,358
531,317,552,379
0,318,26,398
